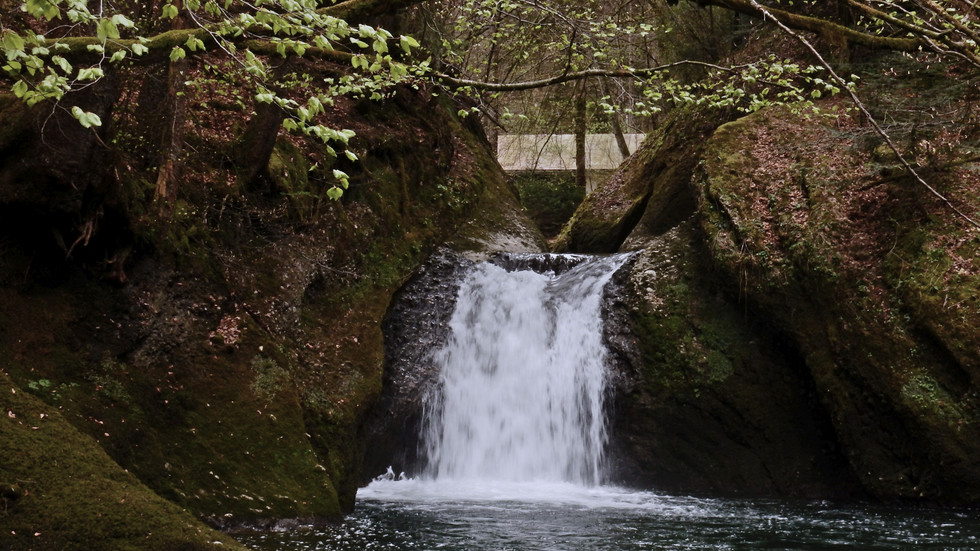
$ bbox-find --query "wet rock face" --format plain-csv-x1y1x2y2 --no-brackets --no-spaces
606,221,862,498
491,252,594,275
363,250,639,483
362,249,474,480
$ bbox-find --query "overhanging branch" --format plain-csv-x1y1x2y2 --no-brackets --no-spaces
29,0,424,63
434,60,743,91
710,0,925,51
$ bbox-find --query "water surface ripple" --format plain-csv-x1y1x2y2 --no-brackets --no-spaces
239,483,980,550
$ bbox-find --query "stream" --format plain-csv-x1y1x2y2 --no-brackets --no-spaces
240,487,980,550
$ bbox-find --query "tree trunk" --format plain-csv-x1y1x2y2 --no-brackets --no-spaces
153,3,188,213
601,78,631,158
237,101,287,189
574,80,588,190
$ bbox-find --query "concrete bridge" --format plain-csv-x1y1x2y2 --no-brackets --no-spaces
496,133,645,191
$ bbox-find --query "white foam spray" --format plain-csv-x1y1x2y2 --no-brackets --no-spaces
419,254,629,486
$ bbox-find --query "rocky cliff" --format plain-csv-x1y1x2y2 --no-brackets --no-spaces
0,64,543,548
561,54,980,504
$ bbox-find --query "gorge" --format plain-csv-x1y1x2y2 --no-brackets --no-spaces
2,1,980,548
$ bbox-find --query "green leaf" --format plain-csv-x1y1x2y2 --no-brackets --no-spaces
169,46,186,61
111,14,135,28
131,43,149,56
326,186,344,200
11,79,29,98
313,35,332,50
307,96,323,115
25,0,61,21
51,56,71,73
96,18,120,41
399,35,419,54
71,106,102,128
162,3,179,19
185,36,205,52
344,150,358,161
1,30,27,57
390,62,407,80
110,50,127,62
77,67,104,81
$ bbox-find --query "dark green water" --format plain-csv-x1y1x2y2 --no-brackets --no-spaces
237,482,980,550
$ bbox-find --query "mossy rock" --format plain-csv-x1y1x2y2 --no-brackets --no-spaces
611,220,858,498
554,107,735,253
0,59,547,546
0,371,245,551
692,95,980,503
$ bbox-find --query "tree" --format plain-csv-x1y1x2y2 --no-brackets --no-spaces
1,0,426,207
415,0,980,225
4,0,980,215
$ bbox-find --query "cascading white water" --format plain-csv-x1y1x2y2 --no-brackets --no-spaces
420,254,630,486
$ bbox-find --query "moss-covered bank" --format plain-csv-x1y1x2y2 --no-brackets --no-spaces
610,220,860,498
553,107,736,253
695,93,980,502
1,371,245,551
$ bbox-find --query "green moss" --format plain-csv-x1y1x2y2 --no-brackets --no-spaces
511,173,584,237
900,371,971,428
0,371,246,551
249,355,290,403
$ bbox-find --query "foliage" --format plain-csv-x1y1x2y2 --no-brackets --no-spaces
3,0,980,221
0,0,423,198
4,0,980,198
420,0,855,132
417,0,980,142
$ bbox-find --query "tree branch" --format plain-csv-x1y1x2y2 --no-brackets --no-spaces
321,0,428,21
709,0,926,51
433,60,742,91
29,0,423,63
843,0,980,67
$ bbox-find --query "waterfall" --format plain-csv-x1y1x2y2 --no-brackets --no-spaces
420,254,630,486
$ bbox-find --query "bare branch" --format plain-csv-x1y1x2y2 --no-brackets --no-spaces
710,0,925,51
433,60,743,91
